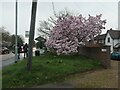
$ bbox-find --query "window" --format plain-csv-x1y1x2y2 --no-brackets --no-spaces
107,38,110,43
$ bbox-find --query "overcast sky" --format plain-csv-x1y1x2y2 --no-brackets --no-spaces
0,0,119,42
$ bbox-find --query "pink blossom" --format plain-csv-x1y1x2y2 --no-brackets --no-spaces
46,14,106,55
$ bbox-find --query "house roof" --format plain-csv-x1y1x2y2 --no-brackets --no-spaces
94,30,120,40
107,30,120,39
94,34,106,40
114,43,120,48
35,36,46,42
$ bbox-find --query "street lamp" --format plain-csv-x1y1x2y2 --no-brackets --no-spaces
15,0,18,63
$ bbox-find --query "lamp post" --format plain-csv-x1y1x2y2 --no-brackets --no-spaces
15,0,18,63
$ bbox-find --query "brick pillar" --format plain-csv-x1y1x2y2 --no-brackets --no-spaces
100,46,111,69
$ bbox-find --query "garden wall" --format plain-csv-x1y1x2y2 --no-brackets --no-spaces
78,46,111,69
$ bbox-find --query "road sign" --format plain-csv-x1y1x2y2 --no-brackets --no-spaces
25,31,29,38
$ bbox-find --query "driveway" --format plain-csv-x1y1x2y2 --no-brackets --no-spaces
64,60,118,88
35,60,118,88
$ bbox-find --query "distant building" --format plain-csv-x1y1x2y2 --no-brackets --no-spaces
35,36,46,49
94,34,106,45
35,36,46,42
95,28,120,52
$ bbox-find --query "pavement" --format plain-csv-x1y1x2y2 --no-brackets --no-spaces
34,83,74,88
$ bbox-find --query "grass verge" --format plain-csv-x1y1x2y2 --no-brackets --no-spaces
2,54,103,88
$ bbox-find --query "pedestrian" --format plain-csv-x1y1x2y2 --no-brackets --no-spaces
23,43,28,58
17,43,22,59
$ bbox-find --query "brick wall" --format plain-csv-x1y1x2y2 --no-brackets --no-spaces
78,46,111,69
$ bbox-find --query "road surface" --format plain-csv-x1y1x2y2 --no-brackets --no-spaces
0,52,24,69
0,51,36,69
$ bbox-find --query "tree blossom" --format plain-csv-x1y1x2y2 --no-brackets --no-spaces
46,14,106,55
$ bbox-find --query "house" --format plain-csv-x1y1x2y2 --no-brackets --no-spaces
94,34,106,45
35,36,46,42
35,36,46,49
94,29,120,52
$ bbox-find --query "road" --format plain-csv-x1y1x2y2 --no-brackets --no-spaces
0,52,24,69
0,51,36,69
0,48,44,69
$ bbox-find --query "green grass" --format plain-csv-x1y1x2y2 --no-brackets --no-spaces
2,54,103,88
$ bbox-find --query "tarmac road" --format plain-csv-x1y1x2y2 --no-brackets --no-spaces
0,52,24,69
0,51,36,69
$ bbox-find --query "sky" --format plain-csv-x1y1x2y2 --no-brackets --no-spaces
0,0,119,42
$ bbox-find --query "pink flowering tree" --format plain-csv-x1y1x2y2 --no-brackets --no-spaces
45,14,106,55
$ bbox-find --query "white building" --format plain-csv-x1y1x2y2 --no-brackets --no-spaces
95,29,120,52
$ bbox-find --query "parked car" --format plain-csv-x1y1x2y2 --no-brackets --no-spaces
2,47,10,54
111,52,120,60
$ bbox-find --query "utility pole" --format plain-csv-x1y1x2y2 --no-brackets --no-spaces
118,2,120,89
15,0,18,63
27,0,37,71
52,0,56,16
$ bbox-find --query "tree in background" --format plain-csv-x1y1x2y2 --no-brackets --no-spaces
0,26,11,42
0,26,12,47
0,26,24,50
45,14,106,55
10,34,24,46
